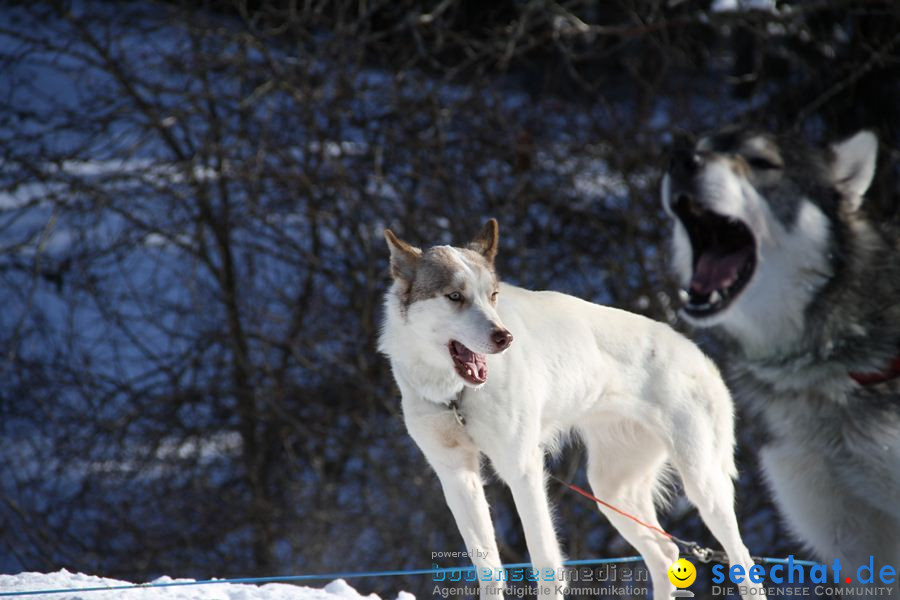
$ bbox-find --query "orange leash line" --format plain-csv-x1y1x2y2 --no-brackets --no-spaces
550,474,730,563
550,475,674,540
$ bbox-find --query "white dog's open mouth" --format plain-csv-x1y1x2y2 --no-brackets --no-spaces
673,194,756,317
449,340,487,385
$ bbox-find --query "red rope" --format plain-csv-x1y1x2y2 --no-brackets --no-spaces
550,475,673,540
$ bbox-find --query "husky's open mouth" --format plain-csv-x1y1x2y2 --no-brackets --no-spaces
672,194,756,317
449,340,487,385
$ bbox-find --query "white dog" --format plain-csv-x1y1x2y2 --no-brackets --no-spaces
378,219,765,600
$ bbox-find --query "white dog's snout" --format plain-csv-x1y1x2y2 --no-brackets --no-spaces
489,326,513,351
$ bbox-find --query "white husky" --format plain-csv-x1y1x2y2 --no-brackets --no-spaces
378,220,765,600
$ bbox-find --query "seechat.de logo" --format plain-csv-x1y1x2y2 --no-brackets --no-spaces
668,558,696,597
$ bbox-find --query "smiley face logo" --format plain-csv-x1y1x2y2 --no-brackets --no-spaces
668,558,696,588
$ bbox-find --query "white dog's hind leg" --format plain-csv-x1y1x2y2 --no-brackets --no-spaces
584,429,678,600
663,368,766,599
674,448,767,600
496,446,565,600
680,474,766,600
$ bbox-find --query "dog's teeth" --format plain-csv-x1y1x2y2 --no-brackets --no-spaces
709,290,722,304
678,289,690,303
466,368,472,377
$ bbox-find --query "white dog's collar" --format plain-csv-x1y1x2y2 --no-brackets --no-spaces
447,391,466,426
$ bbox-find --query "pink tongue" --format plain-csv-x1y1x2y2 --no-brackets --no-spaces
691,248,752,295
453,342,487,382
464,358,486,381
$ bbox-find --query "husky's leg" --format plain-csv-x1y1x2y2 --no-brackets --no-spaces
762,441,900,600
494,446,565,600
584,426,678,600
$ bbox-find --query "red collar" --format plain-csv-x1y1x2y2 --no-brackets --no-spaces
850,356,900,385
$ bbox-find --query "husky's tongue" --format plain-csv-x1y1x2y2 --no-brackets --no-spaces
449,341,487,385
691,247,754,296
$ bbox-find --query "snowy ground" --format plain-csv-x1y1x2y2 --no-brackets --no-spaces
0,571,414,600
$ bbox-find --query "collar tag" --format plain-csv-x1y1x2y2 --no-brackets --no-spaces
448,391,466,426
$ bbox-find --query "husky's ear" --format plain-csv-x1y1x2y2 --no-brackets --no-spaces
468,218,499,263
384,229,421,281
831,130,878,209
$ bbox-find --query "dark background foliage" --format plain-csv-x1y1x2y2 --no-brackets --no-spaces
0,1,897,598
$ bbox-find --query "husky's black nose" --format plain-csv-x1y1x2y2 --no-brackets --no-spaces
491,329,513,351
670,150,704,178
673,192,703,217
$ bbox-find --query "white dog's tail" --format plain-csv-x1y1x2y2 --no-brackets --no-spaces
700,356,739,480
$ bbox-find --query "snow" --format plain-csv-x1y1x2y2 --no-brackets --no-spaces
0,571,415,600
710,0,777,13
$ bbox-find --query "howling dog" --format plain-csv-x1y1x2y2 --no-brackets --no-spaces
662,129,900,598
378,220,766,600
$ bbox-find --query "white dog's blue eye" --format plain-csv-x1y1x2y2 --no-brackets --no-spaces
447,292,462,302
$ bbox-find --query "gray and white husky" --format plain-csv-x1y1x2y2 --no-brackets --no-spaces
662,128,900,595
378,220,766,600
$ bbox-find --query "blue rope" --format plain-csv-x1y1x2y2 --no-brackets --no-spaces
757,557,818,566
0,555,820,597
0,557,641,597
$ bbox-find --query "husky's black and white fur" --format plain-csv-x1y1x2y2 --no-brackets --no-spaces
379,220,766,600
662,129,900,596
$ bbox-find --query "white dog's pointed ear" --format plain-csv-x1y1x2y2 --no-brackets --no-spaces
831,130,878,209
384,229,421,281
468,218,499,263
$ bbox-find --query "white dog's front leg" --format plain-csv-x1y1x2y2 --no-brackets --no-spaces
403,401,506,598
501,452,565,600
431,461,506,598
